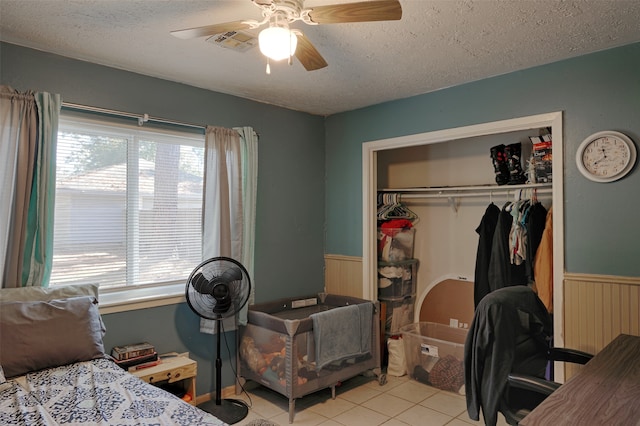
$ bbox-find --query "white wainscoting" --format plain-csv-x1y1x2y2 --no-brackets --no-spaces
324,254,363,298
563,273,640,379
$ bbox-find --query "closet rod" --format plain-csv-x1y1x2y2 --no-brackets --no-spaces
62,102,205,130
399,187,552,200
380,183,552,199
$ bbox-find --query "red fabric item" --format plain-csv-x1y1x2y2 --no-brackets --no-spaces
380,219,413,237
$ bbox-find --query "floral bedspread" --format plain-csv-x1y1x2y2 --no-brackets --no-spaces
0,358,227,426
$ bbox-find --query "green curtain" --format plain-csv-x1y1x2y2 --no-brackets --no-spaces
20,91,62,287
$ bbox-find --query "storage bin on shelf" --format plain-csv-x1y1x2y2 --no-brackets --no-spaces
378,227,415,261
378,259,418,299
380,295,415,336
400,322,468,393
532,139,553,183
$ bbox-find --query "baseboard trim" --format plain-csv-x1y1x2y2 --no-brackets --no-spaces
324,254,363,262
195,385,238,406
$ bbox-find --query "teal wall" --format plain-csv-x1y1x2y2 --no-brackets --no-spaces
1,42,326,395
325,42,640,277
3,40,640,396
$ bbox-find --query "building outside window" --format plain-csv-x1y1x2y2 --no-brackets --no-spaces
50,114,205,292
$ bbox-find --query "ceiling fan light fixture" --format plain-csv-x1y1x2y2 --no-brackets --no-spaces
171,0,403,72
259,25,297,61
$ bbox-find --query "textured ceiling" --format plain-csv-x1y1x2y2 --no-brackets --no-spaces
2,0,640,116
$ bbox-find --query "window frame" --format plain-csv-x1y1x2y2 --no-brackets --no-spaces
54,113,205,313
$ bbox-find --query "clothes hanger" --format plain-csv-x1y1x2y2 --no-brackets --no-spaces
386,194,417,221
377,193,393,219
378,192,419,221
377,193,398,220
503,190,513,210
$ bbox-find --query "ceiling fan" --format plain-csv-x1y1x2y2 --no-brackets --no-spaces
171,0,402,72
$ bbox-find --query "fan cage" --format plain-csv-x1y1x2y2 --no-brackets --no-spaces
185,257,251,321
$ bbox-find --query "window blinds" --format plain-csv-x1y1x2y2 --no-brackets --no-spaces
50,115,205,290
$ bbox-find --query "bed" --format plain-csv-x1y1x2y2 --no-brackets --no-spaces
0,284,226,426
238,293,384,423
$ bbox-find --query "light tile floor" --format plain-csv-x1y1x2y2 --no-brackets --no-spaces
232,373,509,426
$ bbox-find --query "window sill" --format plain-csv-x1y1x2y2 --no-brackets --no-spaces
98,283,186,315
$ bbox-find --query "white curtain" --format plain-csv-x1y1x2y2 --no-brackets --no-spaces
235,126,258,312
200,126,258,333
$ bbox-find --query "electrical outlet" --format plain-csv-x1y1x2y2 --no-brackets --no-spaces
450,318,459,328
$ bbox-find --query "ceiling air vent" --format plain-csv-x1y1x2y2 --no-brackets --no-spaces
206,31,258,52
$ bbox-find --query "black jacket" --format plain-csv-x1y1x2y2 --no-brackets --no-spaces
474,203,500,307
464,286,551,426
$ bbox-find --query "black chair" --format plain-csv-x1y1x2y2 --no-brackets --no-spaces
464,286,592,426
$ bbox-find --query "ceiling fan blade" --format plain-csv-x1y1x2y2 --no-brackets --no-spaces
295,33,328,71
307,0,402,24
170,21,252,40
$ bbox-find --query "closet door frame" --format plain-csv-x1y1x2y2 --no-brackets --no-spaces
362,111,565,378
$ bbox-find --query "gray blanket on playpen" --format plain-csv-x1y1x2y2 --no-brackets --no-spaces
310,302,373,369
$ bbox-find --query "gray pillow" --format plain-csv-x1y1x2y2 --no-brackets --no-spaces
0,283,98,303
0,365,10,392
0,296,106,378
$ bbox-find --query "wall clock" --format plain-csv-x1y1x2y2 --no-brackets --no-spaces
576,131,637,182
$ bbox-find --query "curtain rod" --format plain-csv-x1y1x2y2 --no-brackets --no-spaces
62,102,205,130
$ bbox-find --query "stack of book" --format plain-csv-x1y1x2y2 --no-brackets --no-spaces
111,342,159,370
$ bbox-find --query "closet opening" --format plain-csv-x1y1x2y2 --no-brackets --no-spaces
362,112,565,379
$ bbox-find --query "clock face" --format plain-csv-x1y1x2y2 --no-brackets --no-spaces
581,137,630,176
577,131,637,182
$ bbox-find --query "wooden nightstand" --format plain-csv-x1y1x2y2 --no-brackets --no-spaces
130,353,197,405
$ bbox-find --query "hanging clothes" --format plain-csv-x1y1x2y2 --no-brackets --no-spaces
487,202,527,292
509,199,530,266
533,207,553,312
473,203,501,307
525,202,548,283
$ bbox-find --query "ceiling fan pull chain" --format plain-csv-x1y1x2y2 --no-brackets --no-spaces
266,57,271,75
289,28,294,66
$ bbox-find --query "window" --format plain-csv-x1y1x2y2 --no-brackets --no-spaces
51,114,205,295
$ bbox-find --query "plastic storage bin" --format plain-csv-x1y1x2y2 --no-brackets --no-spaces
378,227,415,261
381,295,415,335
378,259,418,299
400,322,468,393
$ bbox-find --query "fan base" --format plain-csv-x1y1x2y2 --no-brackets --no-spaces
198,398,249,425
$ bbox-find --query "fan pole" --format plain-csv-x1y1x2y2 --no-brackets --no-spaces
215,318,223,405
197,316,249,425
186,257,252,424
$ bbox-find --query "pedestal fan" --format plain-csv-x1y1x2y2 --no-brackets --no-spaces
185,257,252,424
